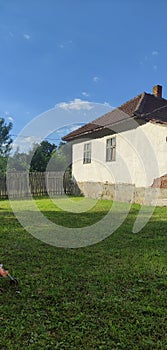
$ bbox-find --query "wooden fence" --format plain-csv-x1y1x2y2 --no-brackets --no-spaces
0,171,71,199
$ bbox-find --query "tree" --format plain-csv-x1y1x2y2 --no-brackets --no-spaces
8,149,30,171
47,142,72,172
8,140,72,174
0,118,13,156
29,140,57,172
0,118,13,173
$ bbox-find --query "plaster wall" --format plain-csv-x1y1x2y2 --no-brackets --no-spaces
72,122,167,188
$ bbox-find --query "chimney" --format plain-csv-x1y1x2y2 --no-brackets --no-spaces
152,84,162,97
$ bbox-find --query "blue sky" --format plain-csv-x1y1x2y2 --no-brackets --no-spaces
0,0,167,147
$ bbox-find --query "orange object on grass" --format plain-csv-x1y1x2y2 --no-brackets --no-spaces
0,265,8,277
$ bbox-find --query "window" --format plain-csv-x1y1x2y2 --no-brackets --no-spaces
83,143,91,164
106,137,116,162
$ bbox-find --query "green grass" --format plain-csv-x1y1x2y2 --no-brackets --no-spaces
0,197,167,349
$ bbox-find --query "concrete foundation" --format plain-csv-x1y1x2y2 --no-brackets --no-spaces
76,181,167,206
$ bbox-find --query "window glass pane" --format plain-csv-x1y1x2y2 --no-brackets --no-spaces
106,139,111,147
112,137,116,146
83,143,91,164
106,137,116,162
112,147,116,161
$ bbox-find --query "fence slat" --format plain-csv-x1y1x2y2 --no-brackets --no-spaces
0,171,69,199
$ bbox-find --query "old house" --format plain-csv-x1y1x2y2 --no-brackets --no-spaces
63,85,167,205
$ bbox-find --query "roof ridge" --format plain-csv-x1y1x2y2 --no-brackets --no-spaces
134,92,146,115
144,91,167,101
118,92,142,110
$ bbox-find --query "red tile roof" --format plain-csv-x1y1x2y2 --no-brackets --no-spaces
63,92,167,141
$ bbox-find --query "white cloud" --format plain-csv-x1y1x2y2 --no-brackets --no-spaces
8,116,14,122
55,98,93,111
82,91,89,97
57,40,72,49
4,111,14,122
23,34,31,40
25,136,40,143
103,102,111,107
58,43,64,49
152,50,159,56
92,76,100,83
12,136,41,153
153,64,158,70
139,51,159,67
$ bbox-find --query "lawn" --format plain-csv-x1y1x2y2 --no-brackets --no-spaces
0,197,167,349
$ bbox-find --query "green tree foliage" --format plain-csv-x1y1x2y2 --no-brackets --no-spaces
8,148,30,171
47,142,72,172
0,118,13,156
9,140,71,174
30,140,57,172
0,118,13,173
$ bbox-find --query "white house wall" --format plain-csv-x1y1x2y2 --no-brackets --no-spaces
72,122,167,188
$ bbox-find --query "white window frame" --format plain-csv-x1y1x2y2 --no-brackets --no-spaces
106,137,116,162
83,142,91,164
